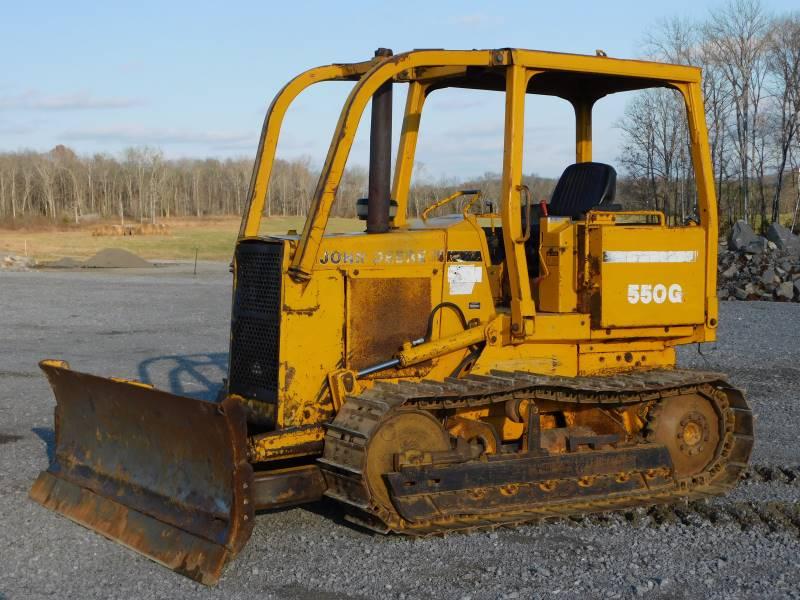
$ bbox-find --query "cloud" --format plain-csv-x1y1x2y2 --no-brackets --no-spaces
447,14,505,27
60,125,253,146
0,90,143,111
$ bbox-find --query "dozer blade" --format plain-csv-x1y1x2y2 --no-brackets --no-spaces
29,360,255,585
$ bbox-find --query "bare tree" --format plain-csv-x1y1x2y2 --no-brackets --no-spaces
619,0,800,233
766,13,800,224
703,0,770,224
618,88,690,222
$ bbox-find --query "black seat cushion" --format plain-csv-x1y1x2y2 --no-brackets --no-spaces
549,162,617,218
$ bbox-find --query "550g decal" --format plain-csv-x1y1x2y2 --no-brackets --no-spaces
627,283,683,304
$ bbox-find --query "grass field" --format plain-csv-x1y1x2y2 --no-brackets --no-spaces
0,216,364,262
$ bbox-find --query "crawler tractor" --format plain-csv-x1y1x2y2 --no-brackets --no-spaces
31,48,753,584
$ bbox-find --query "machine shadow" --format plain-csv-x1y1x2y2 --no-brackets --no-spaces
137,353,228,401
30,354,228,467
256,498,358,531
32,427,55,465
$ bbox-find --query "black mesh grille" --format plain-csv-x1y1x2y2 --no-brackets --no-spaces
228,241,283,403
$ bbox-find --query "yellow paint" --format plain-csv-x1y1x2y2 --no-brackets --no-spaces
578,346,676,375
278,271,343,428
391,81,428,229
40,359,70,369
526,313,589,341
248,426,326,463
398,324,487,367
574,98,593,163
472,342,578,377
499,418,525,441
538,217,578,313
327,369,360,411
501,65,536,336
588,324,695,340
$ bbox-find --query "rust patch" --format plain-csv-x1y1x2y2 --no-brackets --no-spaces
589,290,602,326
251,465,326,510
347,277,431,371
282,304,320,316
283,364,296,391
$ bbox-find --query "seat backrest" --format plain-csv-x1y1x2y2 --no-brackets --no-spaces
549,162,617,218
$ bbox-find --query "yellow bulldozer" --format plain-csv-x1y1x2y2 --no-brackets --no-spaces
31,48,753,584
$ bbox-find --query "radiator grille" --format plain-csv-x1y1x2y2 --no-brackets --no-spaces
228,241,283,403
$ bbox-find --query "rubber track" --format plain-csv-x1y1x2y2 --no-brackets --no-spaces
319,368,754,535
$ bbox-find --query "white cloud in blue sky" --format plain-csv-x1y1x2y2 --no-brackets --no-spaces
1,0,797,179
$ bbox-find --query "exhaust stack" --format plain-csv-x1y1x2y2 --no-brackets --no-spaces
366,47,393,233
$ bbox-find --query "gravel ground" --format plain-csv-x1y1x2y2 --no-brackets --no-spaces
1,264,798,600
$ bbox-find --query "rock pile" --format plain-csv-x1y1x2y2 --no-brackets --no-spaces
718,220,800,302
1,255,36,271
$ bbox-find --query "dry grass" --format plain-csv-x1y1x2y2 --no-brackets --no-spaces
0,216,364,262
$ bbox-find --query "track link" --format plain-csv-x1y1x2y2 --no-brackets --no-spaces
319,369,754,535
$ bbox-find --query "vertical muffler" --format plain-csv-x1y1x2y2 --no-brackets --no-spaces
361,47,394,232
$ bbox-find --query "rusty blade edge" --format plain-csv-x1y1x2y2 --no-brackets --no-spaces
30,471,236,586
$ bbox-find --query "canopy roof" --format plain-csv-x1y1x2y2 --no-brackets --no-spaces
334,48,700,103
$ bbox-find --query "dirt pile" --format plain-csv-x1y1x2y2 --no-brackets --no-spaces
719,220,800,302
82,248,152,268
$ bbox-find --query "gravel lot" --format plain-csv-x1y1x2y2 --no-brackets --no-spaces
1,265,798,600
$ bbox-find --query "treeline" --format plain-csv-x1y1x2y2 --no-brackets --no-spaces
618,0,800,231
0,146,253,225
0,145,554,225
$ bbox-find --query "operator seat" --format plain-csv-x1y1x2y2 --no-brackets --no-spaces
549,162,617,218
524,162,617,276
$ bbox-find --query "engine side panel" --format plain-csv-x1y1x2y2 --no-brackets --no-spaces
589,225,705,328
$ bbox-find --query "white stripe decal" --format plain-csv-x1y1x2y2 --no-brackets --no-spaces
603,250,698,264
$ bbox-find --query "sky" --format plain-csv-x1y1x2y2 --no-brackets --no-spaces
0,0,796,180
